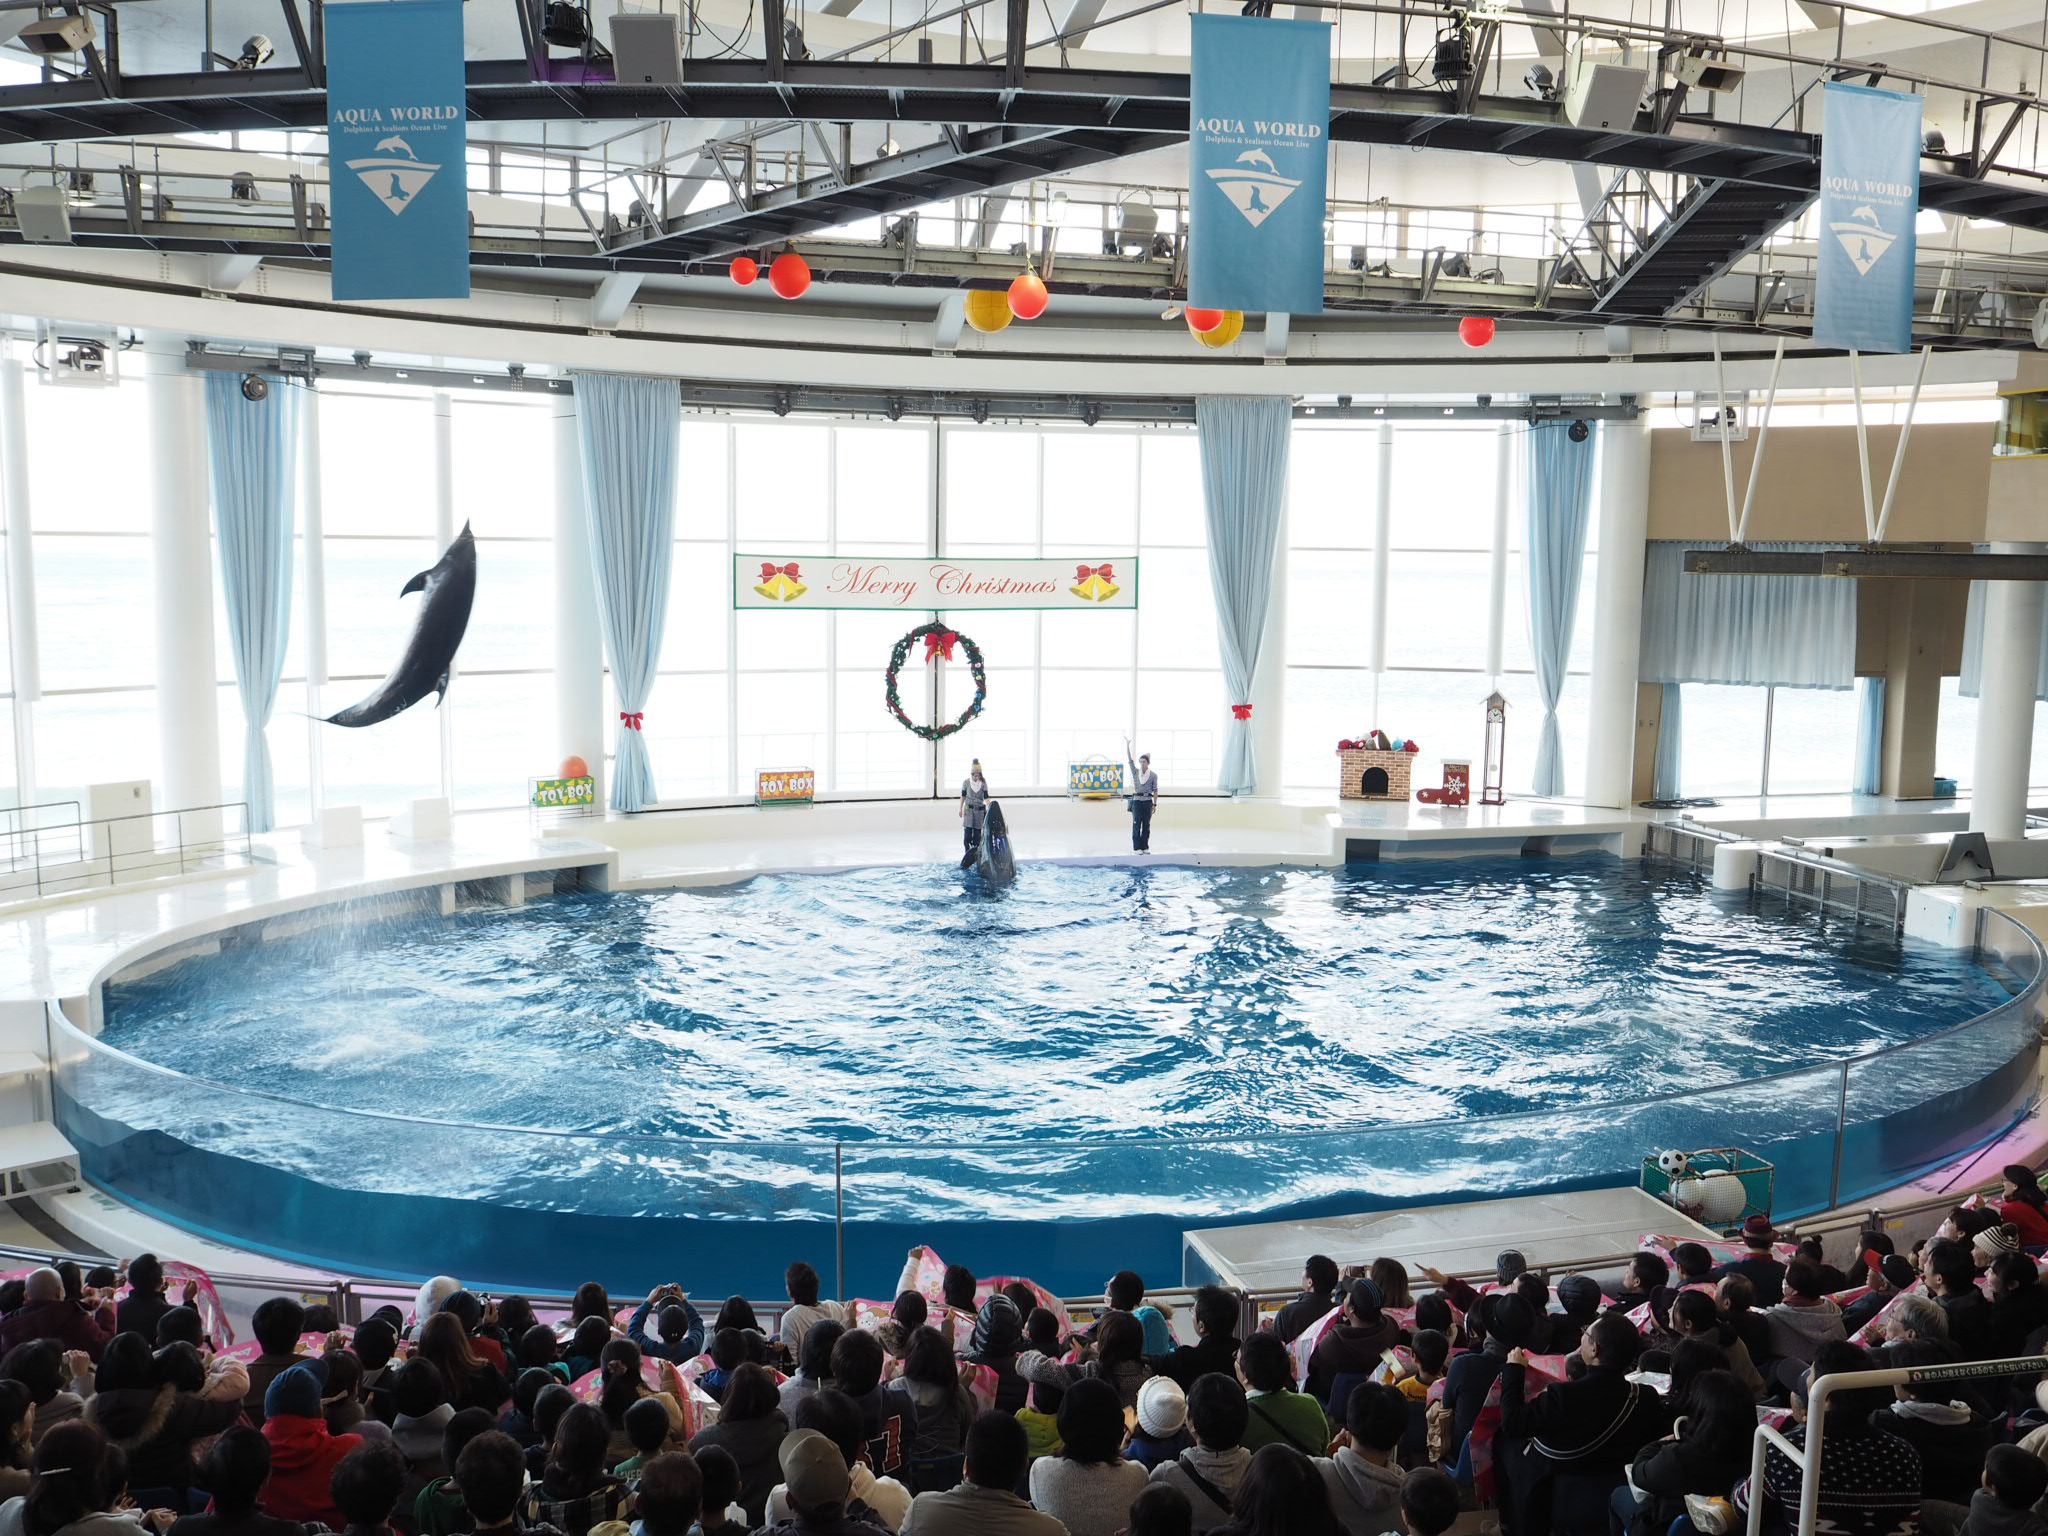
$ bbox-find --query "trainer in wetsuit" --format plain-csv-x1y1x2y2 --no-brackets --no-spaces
959,760,990,868
1125,740,1158,854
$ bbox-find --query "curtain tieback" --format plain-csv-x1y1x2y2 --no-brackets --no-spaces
1231,703,1253,721
619,711,645,731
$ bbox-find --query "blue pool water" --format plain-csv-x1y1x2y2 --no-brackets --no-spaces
101,856,2011,1144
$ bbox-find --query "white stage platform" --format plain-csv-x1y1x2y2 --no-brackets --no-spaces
1183,1186,1720,1291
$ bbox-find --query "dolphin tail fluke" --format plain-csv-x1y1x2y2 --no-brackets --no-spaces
400,569,430,597
434,671,451,705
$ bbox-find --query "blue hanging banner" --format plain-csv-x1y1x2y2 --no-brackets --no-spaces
324,0,471,301
1188,14,1331,316
1815,82,1920,354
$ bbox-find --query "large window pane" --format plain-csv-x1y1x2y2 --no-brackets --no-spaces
318,393,437,536
1038,669,1130,785
324,539,438,682
1136,549,1217,669
1389,427,1498,550
1290,429,1375,548
463,539,555,672
835,427,929,545
1385,553,1491,671
1139,435,1204,547
1678,683,1769,798
24,379,152,533
451,401,555,539
449,673,553,810
33,690,159,808
318,695,442,815
644,673,730,800
735,423,828,544
1767,686,1858,795
677,420,731,538
942,429,1037,545
1287,551,1371,667
1043,433,1137,549
33,535,152,689
736,671,827,788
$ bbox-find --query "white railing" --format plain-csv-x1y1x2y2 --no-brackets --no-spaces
0,801,264,904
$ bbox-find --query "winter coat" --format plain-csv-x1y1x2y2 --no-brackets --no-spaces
1869,1401,1994,1505
1304,1316,1405,1405
1764,1299,1846,1367
259,1413,363,1530
0,1302,114,1363
1315,1448,1404,1536
86,1384,245,1490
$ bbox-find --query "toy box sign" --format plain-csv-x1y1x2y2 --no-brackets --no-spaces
530,776,596,809
737,555,1138,610
757,769,815,805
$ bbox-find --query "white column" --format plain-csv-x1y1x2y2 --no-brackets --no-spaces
1583,410,1652,810
0,351,42,808
300,390,329,810
433,393,455,804
553,396,606,803
1249,495,1288,796
1970,544,2045,839
144,345,223,814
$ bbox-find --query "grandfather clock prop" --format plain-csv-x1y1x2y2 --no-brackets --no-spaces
1480,691,1508,806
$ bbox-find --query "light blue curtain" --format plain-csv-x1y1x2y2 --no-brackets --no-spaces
1639,541,1855,688
1523,421,1598,797
1959,580,2048,700
1197,396,1290,794
573,372,677,812
1854,676,1886,794
1653,683,1684,800
206,372,299,832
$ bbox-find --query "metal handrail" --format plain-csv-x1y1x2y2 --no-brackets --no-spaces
0,801,264,905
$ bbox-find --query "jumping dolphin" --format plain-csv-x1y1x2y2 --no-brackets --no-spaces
322,524,477,727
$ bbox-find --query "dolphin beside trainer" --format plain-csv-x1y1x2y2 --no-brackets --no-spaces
323,523,477,728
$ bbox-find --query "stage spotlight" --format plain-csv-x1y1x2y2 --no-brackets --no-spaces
542,1,590,47
1439,250,1471,278
213,34,274,68
1924,128,1948,155
969,399,990,424
1432,14,1472,81
231,171,258,201
1568,418,1590,442
1524,63,1555,98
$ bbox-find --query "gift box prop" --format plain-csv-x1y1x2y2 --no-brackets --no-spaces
1067,757,1125,800
1415,759,1470,807
1337,730,1420,801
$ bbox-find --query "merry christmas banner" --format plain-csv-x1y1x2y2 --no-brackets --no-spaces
735,555,1139,610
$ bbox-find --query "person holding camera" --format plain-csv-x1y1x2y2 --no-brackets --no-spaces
628,1285,706,1366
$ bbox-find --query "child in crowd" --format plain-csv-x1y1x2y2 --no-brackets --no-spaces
1401,1467,1461,1536
1125,1376,1193,1471
1396,1331,1450,1404
690,1445,747,1536
698,1330,748,1405
615,1396,673,1479
1016,1379,1063,1461
1125,1482,1195,1536
1961,1444,2048,1536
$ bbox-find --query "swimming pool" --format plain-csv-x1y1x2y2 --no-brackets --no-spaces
54,856,2046,1298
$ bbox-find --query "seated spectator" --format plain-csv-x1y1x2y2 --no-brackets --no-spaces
1793,1239,1850,1296
242,1299,307,1425
1213,1443,1336,1536
1844,1256,1918,1339
155,1309,207,1355
1987,1252,2048,1359
1149,1374,1252,1534
828,1331,917,1482
1315,1382,1405,1536
1127,1379,1192,1474
434,1294,506,1376
0,1384,29,1503
1613,1369,1754,1536
1235,1334,1326,1456
1972,1227,2022,1274
1670,1291,1764,1401
519,1403,627,1536
260,1360,362,1531
1399,1468,1459,1536
1370,1261,1413,1314
1018,1382,1063,1465
412,1408,493,1536
897,1411,1063,1535
1736,1340,1921,1536
83,1331,245,1497
415,1314,510,1416
598,1340,685,1460
899,1328,971,1481
319,1352,386,1446
781,1321,843,1422
627,1287,704,1368
1498,1314,1669,1535
614,1397,672,1479
1927,1242,1994,1359
1619,1252,1670,1316
780,1265,848,1363
1273,1259,1341,1347
1960,1443,2048,1536
388,1360,454,1477
1149,1289,1241,1393
523,1385,574,1481
0,1271,114,1368
1024,1310,1067,1366
761,1430,891,1536
1028,1378,1148,1536
962,1298,1027,1416
167,1425,316,1536
330,1439,408,1536
1021,1312,1149,1411
497,1369,554,1453
114,1257,174,1345
1765,1259,1847,1371
1718,1274,1772,1372
1548,1276,1604,1357
628,1452,700,1536
684,1364,786,1526
693,1446,747,1536
454,1430,562,1536
1395,1331,1449,1406
1868,1339,1991,1505
873,1294,926,1365
515,1328,565,1384
0,1421,136,1536
568,1285,612,1334
561,1321,612,1385
697,1331,748,1405
1872,1295,1957,1368
1125,1485,1192,1536
352,1322,402,1417
1714,1219,1789,1307
1999,1166,2048,1249
0,1342,84,1445
709,1299,771,1367
762,1388,910,1532
1304,1280,1402,1407
1443,1293,1538,1464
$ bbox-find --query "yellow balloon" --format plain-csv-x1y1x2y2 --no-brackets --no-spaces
964,290,1014,334
1193,310,1245,348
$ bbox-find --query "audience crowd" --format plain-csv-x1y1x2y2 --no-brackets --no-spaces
4,1167,2048,1536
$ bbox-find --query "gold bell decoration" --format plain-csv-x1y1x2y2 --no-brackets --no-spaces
753,560,809,602
1069,562,1121,602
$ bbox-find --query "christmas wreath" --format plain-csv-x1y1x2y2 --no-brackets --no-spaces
885,621,988,740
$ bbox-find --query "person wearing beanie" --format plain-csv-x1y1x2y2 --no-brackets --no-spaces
1273,1257,1342,1348
1999,1168,2048,1248
1974,1225,2022,1268
1145,1288,1240,1393
259,1359,363,1531
1304,1279,1403,1406
1132,1306,1175,1357
1711,1218,1787,1306
1127,1377,1193,1472
962,1298,1028,1416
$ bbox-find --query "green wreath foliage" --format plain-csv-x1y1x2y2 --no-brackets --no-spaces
885,621,987,741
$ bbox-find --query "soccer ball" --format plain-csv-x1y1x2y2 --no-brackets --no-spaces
1656,1149,1693,1179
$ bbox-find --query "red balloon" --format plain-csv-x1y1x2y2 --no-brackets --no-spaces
769,251,811,300
1008,270,1049,320
729,256,759,286
1184,308,1225,333
1458,315,1496,348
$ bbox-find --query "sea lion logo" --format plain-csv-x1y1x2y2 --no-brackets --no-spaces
1205,148,1302,228
345,133,442,216
1829,203,1897,276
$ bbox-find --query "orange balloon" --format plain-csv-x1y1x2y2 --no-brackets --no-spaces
1184,307,1225,333
769,251,811,299
729,256,759,286
560,756,589,779
1008,270,1049,320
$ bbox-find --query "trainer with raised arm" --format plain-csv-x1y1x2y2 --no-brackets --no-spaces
1125,740,1158,855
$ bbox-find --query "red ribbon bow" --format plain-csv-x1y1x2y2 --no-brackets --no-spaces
1075,563,1115,582
619,712,644,731
1231,704,1254,721
924,630,959,663
759,562,801,581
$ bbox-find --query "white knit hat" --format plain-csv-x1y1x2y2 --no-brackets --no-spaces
1137,1374,1187,1437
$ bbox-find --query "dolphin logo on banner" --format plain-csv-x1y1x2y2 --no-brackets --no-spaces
345,135,442,216
1205,148,1305,228
1828,204,1896,276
